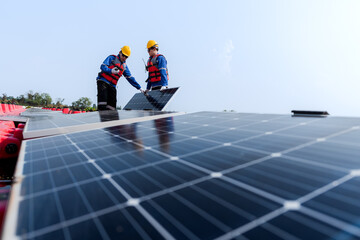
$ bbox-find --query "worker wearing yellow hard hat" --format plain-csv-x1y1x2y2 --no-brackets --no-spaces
144,40,169,93
96,46,144,110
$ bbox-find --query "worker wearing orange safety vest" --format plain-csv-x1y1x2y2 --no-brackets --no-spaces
97,46,144,110
144,40,169,93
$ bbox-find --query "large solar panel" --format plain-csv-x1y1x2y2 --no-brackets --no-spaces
22,109,183,139
123,87,179,111
3,111,360,239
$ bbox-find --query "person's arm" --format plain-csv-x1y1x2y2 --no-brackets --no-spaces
146,79,151,90
100,55,115,74
123,65,141,89
157,55,168,87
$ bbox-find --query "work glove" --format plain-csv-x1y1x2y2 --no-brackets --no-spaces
160,86,168,91
111,68,120,74
143,89,149,96
139,88,145,94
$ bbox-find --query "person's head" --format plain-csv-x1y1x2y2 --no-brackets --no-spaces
147,40,159,57
119,46,131,62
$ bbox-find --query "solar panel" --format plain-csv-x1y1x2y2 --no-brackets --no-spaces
123,87,179,111
22,109,183,139
3,111,360,239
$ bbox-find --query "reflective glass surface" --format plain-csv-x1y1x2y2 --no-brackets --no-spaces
123,87,179,111
4,112,360,239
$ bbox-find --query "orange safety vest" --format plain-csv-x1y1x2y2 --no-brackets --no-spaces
99,55,126,85
147,54,169,83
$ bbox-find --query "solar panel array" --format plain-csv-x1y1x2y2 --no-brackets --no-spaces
123,87,179,111
3,111,360,239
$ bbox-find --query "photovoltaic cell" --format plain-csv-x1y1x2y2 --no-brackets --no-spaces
123,87,179,111
3,111,360,239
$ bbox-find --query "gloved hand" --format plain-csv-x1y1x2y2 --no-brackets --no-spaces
144,89,150,94
111,68,120,74
160,86,168,91
139,88,145,94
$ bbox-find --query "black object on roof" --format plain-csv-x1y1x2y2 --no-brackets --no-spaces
291,110,329,117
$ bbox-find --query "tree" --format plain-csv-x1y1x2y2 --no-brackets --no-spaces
71,97,92,110
54,98,65,108
41,93,52,106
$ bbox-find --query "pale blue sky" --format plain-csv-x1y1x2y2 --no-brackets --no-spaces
1,0,360,116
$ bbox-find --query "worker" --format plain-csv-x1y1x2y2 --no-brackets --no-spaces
97,46,144,110
145,40,169,93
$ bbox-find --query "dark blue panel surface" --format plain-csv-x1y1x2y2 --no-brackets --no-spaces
226,157,347,200
141,178,281,239
123,87,179,111
304,178,360,228
285,141,360,169
243,211,359,240
7,111,360,240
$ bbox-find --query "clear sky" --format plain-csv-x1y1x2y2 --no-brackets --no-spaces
1,0,360,116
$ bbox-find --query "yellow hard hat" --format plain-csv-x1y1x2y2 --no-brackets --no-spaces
120,46,131,57
147,40,158,49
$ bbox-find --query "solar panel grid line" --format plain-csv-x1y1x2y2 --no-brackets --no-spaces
226,163,348,200
53,151,116,240
152,119,324,158
219,155,274,175
19,156,179,201
140,199,197,240
258,223,302,240
296,207,360,238
328,136,360,148
114,208,153,240
166,192,233,233
64,136,131,199
140,176,212,202
174,126,357,177
40,151,72,240
90,124,304,238
103,114,354,184
130,205,176,240
220,176,286,204
296,174,353,204
23,202,127,240
100,115,356,206
279,125,360,155
64,135,176,240
249,158,339,184
102,128,229,176
23,137,111,240
178,114,291,131
281,155,350,173
214,207,287,240
17,134,173,239
189,185,257,220
19,176,96,202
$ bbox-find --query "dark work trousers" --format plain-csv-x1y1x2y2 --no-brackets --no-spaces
97,80,117,110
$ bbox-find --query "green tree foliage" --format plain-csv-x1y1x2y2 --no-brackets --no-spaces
11,90,53,107
71,97,92,110
2,91,92,110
